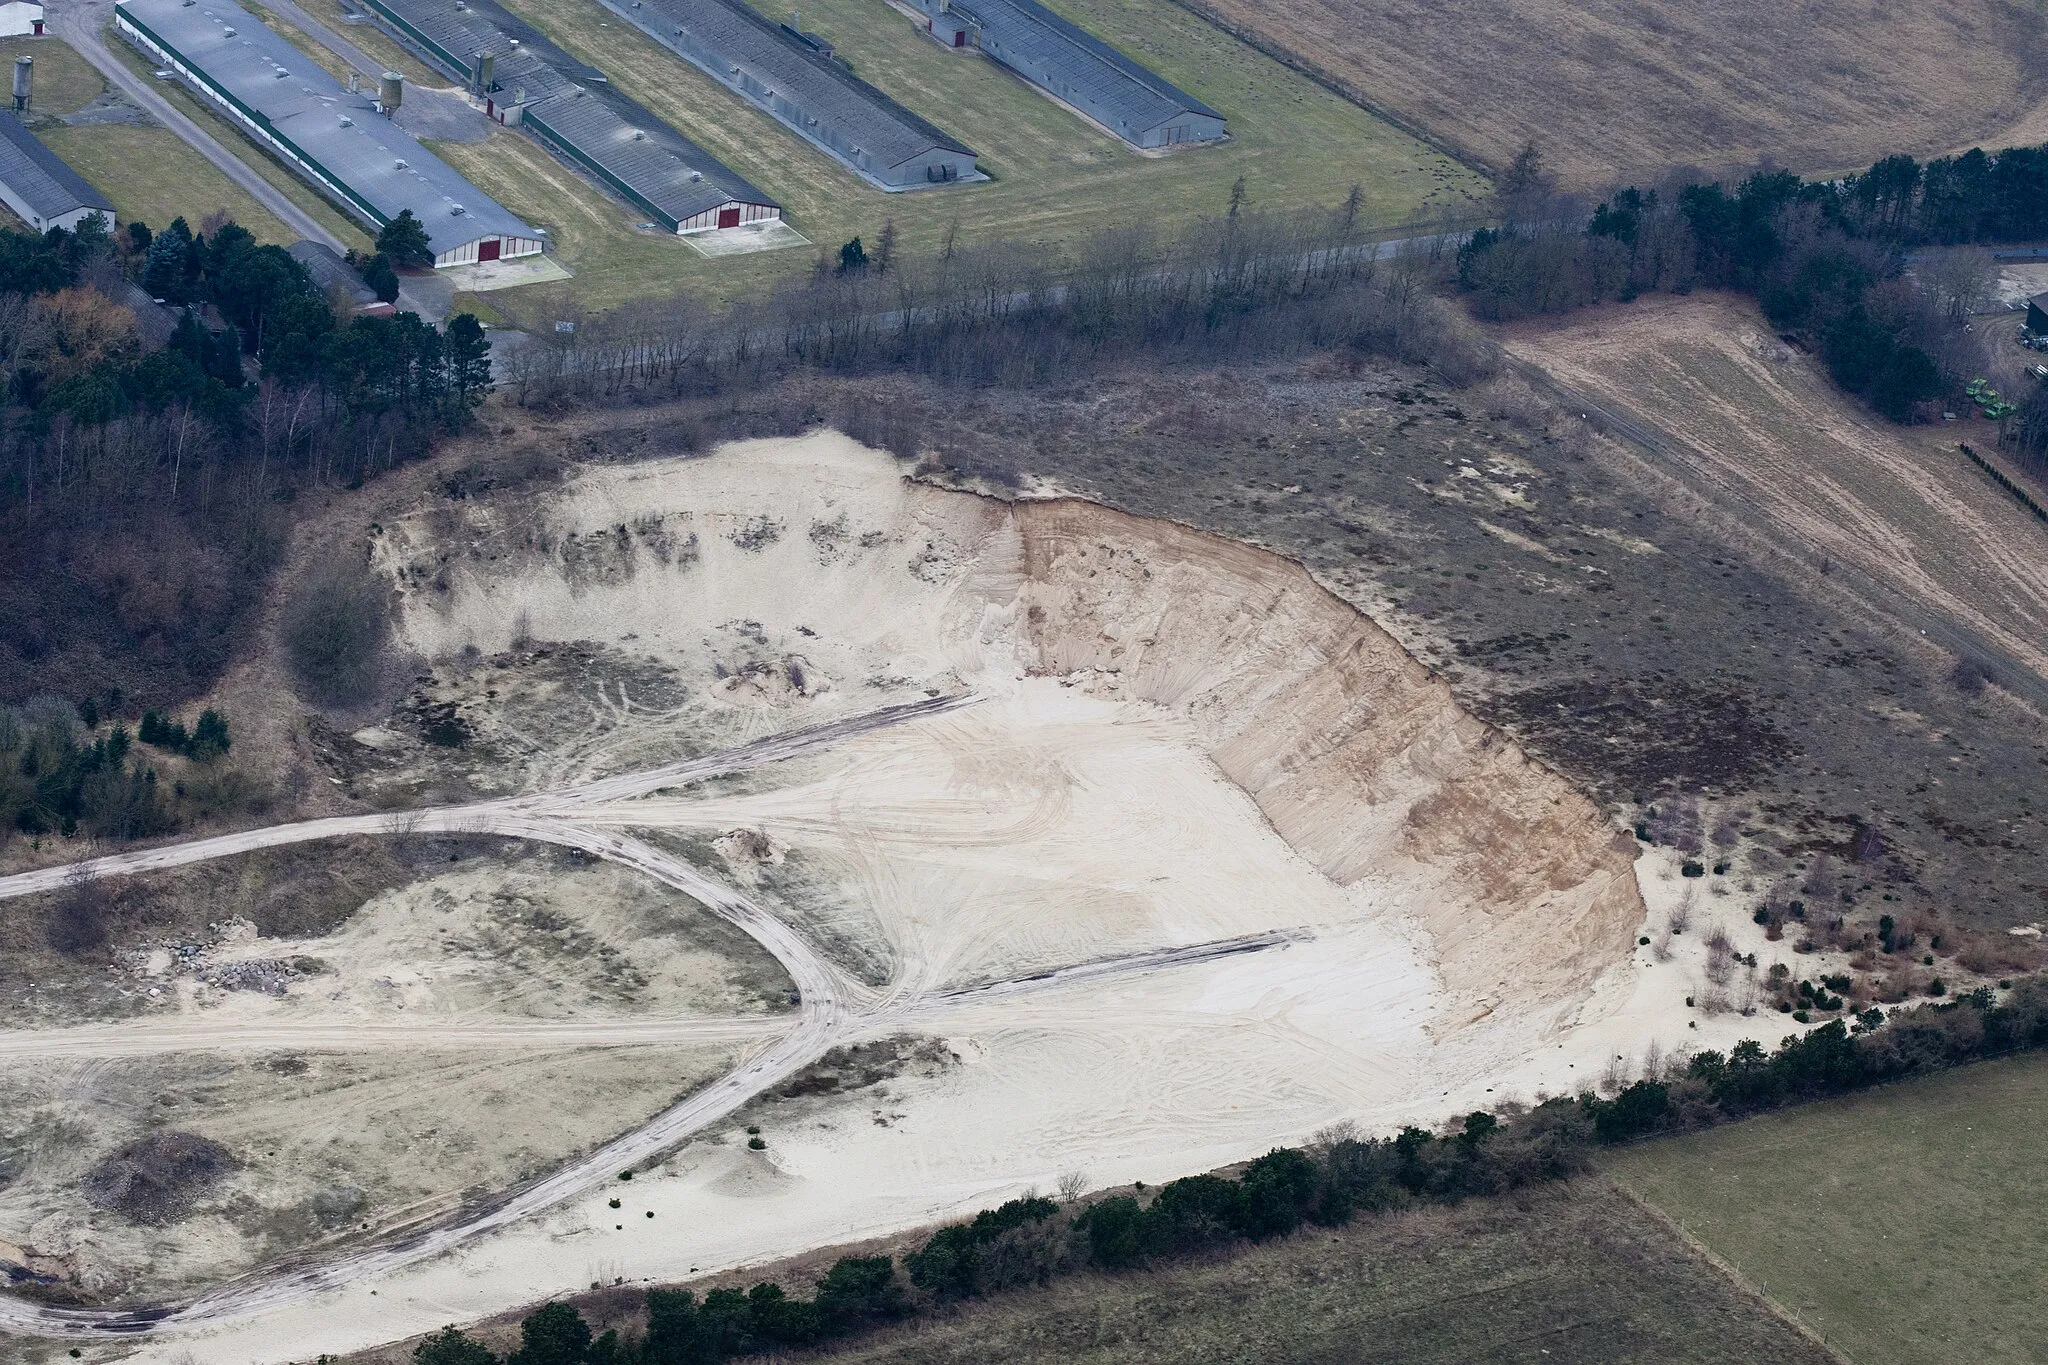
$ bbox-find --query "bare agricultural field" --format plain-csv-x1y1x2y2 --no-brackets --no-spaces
1180,0,2048,186
1609,1051,2048,1365
336,1183,1839,1365
463,0,1482,316
1499,294,2048,702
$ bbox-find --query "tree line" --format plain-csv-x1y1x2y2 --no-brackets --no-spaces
0,211,493,714
395,976,2048,1365
496,204,1496,409
1457,141,2048,423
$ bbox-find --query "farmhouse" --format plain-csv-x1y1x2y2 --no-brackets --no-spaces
360,0,780,234
593,0,981,190
113,0,543,266
0,109,112,232
911,0,1221,148
0,3,44,38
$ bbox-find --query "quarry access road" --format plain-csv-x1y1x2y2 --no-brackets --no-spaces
0,693,977,904
0,1014,785,1059
0,688,1301,1342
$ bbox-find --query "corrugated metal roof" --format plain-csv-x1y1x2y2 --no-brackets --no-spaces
525,90,769,224
622,0,974,170
366,0,774,225
360,0,574,103
115,0,535,247
0,110,114,219
948,0,1219,133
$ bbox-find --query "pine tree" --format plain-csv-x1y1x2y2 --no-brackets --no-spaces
376,210,434,270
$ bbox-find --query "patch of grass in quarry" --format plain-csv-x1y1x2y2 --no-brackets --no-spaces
0,836,504,1027
637,830,894,988
1607,1050,2048,1365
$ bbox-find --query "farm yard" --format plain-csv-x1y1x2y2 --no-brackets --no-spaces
1608,1051,2048,1365
1175,0,2048,185
0,33,301,243
452,0,1483,314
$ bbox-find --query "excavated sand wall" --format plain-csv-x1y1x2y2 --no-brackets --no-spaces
1014,500,1642,1008
380,435,1641,1018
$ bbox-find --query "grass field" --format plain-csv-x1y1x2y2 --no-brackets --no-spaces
102,21,372,250
0,35,106,116
1609,1052,2048,1365
463,0,1483,314
1175,0,2048,187
39,123,300,244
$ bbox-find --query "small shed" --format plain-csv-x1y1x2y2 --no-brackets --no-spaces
0,3,45,37
287,240,378,310
2027,290,2048,336
0,109,111,232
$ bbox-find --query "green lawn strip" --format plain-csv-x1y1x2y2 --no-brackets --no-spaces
40,123,298,244
1606,1050,2048,1365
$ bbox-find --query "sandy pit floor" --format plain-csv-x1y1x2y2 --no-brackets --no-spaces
0,847,791,1301
24,432,1824,1363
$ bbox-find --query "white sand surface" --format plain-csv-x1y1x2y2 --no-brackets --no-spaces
53,433,1767,1362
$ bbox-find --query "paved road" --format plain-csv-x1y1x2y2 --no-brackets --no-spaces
0,691,1304,1341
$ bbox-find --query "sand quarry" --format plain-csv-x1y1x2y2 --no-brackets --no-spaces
5,432,1810,1362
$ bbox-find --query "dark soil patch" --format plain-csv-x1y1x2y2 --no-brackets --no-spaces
1479,677,1795,796
82,1131,233,1224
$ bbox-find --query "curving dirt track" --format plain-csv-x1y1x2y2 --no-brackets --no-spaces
0,436,1677,1356
0,697,1313,1341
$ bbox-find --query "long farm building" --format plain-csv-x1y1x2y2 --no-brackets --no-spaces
592,0,981,191
912,0,1222,148
114,0,542,266
359,0,780,234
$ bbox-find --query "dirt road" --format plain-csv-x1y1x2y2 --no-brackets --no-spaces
0,690,1306,1342
1503,295,2048,712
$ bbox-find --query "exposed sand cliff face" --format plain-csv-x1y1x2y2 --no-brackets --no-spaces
1015,500,1642,1012
100,434,1687,1364
379,435,1640,1025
